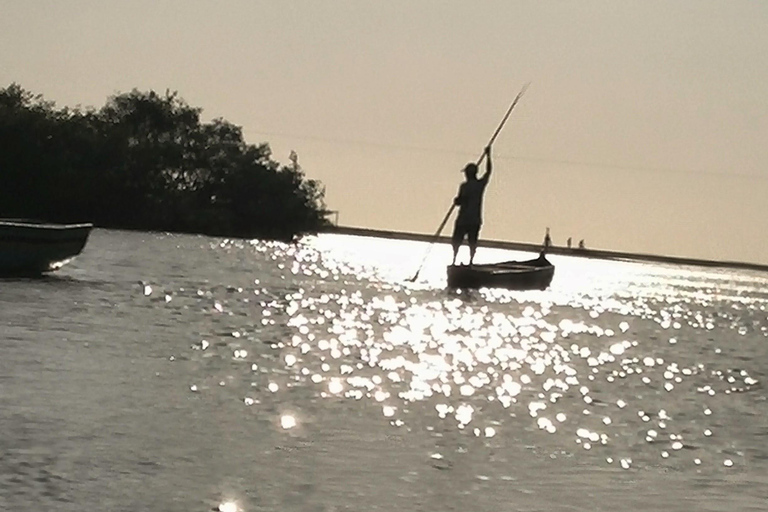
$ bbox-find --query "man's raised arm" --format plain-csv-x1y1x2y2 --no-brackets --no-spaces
481,145,492,181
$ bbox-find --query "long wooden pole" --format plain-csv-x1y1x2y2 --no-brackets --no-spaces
407,83,530,282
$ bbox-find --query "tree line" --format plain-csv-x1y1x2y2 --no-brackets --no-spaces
0,84,330,241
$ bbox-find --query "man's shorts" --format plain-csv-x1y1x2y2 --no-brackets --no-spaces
452,223,480,246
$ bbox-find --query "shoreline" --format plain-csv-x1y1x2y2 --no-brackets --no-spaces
325,225,768,273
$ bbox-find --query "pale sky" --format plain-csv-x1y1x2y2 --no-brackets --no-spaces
2,1,767,264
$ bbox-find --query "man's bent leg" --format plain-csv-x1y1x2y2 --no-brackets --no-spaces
467,225,480,265
451,224,465,265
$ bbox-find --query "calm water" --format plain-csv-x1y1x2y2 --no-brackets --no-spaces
1,229,767,511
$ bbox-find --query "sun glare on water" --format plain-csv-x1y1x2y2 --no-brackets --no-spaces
280,414,297,430
179,234,768,480
218,501,239,512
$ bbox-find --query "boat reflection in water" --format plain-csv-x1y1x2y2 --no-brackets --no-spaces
0,219,93,276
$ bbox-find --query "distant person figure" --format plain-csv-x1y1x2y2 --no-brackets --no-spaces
578,239,585,249
543,227,552,248
567,237,572,249
451,145,492,266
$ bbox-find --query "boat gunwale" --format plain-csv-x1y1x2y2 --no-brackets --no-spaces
0,220,94,230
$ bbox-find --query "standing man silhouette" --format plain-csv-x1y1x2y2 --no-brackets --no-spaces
451,145,492,266
543,227,552,248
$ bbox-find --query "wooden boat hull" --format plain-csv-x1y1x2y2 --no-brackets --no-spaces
0,220,93,276
447,254,554,290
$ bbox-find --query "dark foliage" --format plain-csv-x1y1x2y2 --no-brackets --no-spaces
0,84,329,240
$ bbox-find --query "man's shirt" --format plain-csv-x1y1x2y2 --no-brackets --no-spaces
455,176,489,226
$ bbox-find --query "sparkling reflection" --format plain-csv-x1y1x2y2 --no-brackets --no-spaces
218,501,239,512
280,414,297,430
175,234,768,474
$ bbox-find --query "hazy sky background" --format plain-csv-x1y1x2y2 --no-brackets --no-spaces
2,1,767,264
